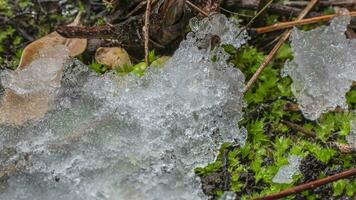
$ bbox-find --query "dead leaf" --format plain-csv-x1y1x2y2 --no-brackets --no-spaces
0,90,51,126
18,12,87,69
95,47,132,69
0,46,68,126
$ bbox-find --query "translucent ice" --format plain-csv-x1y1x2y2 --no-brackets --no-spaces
0,45,69,125
0,14,247,200
346,118,356,148
219,191,237,200
272,155,302,184
282,11,356,120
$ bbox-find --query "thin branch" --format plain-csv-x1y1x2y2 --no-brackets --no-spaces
284,0,356,8
247,0,274,28
144,0,152,65
254,11,356,34
281,119,355,153
56,25,116,39
237,0,274,38
220,7,254,18
281,120,316,138
243,0,318,93
254,168,356,200
186,0,209,17
124,0,159,19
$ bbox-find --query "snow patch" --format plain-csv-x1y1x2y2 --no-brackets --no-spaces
282,10,356,120
272,155,302,184
0,14,247,200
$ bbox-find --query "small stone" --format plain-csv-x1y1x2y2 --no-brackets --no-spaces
95,47,132,70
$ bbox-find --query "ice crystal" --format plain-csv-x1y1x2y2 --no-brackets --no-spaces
346,118,356,148
272,155,302,184
219,191,237,200
0,45,69,125
282,11,356,120
0,14,247,200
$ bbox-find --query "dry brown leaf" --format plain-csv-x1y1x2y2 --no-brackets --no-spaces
0,46,68,126
18,12,87,69
95,47,132,69
0,90,51,126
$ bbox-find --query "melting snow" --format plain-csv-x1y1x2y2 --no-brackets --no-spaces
282,10,356,120
219,191,237,200
272,155,302,184
346,117,356,149
0,14,247,200
0,46,69,125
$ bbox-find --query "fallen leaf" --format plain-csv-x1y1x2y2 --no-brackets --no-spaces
18,12,87,69
0,46,68,126
0,90,51,126
95,47,132,69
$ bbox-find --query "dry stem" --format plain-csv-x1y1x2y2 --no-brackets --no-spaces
186,0,209,17
254,11,356,34
281,120,316,138
281,119,355,153
254,168,356,200
144,0,152,65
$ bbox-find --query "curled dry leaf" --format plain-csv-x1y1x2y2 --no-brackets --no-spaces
95,47,132,69
18,12,87,69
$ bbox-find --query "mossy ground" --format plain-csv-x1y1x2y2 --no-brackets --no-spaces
0,1,355,199
196,44,356,199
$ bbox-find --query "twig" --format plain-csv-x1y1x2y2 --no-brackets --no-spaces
254,11,356,34
144,0,152,65
125,0,148,18
237,0,274,38
281,120,316,138
281,119,355,153
186,0,209,17
220,7,254,18
284,0,356,8
124,0,158,19
254,168,356,200
56,25,116,39
243,0,318,93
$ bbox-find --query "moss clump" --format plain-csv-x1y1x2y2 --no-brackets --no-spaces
196,45,356,199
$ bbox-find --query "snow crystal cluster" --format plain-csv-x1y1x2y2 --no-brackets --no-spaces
0,14,247,200
0,46,69,125
282,10,356,120
272,155,302,184
219,191,237,200
346,117,356,149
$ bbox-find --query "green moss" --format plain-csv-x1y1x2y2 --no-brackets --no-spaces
196,45,355,199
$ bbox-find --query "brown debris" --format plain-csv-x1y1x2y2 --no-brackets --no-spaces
18,12,87,69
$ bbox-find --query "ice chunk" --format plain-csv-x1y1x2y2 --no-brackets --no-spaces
282,11,356,120
0,45,69,125
1,45,68,95
219,191,237,200
346,118,356,148
0,14,247,200
272,155,302,184
189,14,248,50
